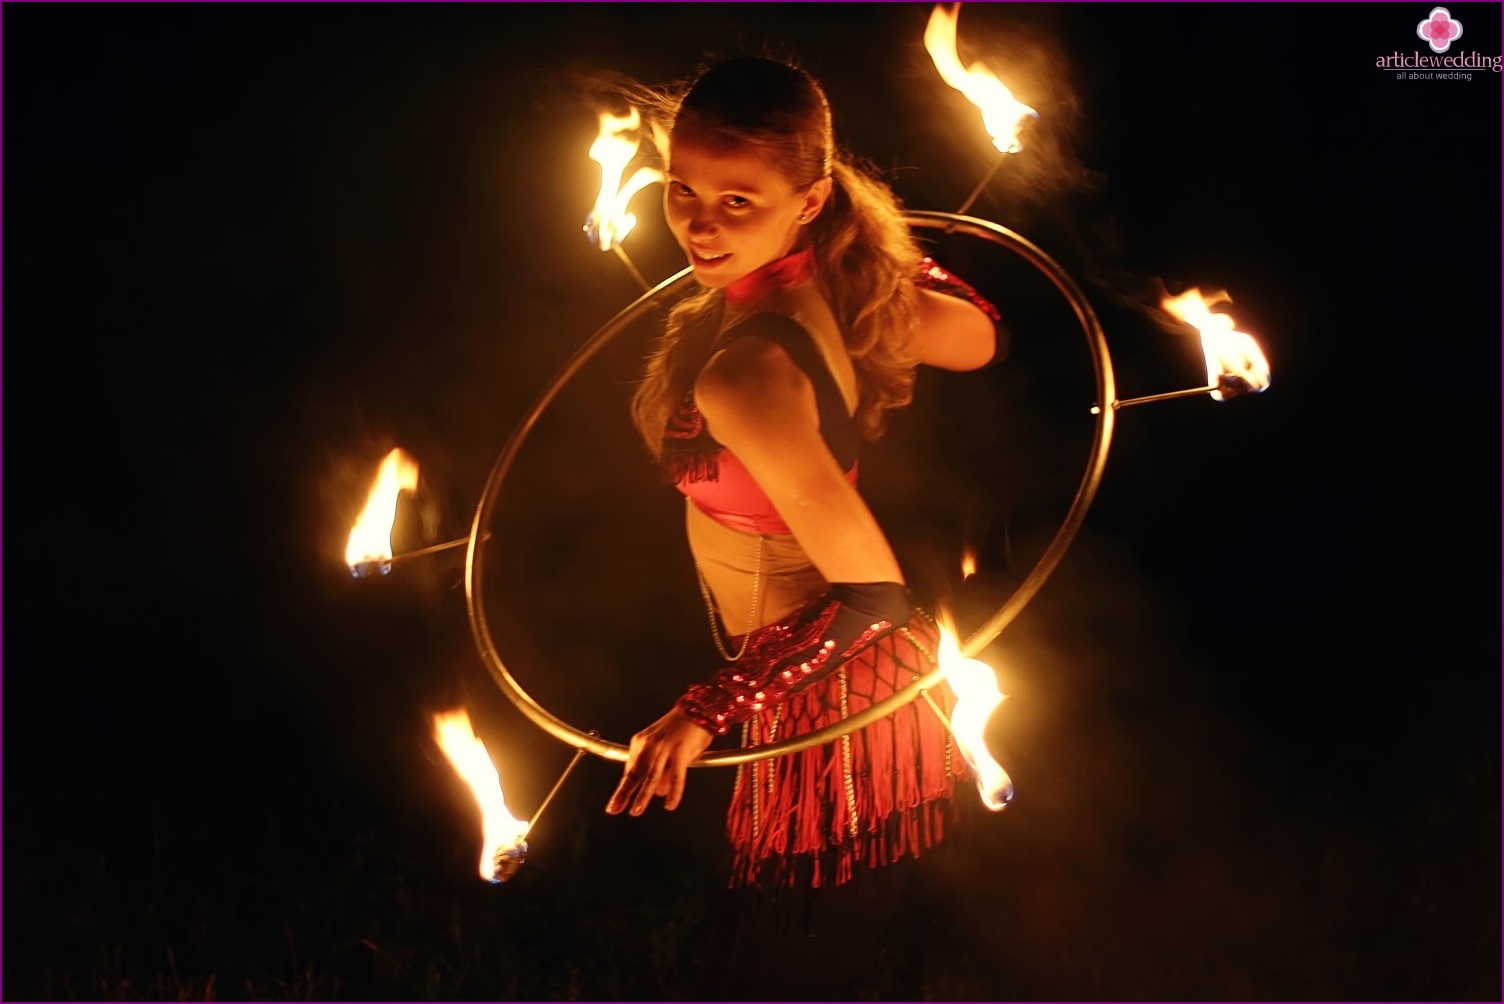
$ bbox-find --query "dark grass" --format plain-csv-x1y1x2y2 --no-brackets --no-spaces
9,755,1498,1001
8,727,716,1002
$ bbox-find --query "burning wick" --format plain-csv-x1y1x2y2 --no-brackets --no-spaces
431,709,592,883
1090,290,1271,414
432,709,530,883
924,2,1039,216
345,448,418,577
932,621,1015,810
350,537,463,579
348,533,497,579
1163,287,1271,401
583,108,661,293
344,449,497,578
1090,374,1258,413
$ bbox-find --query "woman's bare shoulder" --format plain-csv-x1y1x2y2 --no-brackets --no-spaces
695,318,818,434
698,333,807,403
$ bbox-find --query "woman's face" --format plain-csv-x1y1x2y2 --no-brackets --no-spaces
663,133,829,289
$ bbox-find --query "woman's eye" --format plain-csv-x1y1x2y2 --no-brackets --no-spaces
670,182,694,198
723,195,751,210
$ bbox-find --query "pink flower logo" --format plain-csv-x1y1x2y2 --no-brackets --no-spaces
1416,6,1464,53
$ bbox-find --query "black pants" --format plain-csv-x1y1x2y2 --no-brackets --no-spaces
695,858,915,1001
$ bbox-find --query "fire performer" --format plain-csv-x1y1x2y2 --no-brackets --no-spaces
600,56,1005,992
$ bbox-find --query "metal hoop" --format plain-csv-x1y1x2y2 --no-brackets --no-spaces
465,212,1115,766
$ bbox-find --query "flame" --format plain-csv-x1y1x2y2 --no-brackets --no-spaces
1161,288,1272,401
936,620,1015,810
344,448,419,575
584,108,664,251
432,709,529,883
961,546,978,581
924,2,1038,154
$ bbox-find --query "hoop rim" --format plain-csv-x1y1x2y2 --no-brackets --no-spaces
464,212,1115,766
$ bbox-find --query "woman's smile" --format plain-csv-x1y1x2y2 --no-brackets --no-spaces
663,133,820,288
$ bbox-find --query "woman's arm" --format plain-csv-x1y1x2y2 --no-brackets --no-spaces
914,258,1008,372
916,287,1001,371
700,335,903,581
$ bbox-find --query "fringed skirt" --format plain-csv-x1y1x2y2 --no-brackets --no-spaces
725,609,969,889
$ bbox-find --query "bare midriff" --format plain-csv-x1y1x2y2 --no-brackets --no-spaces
685,498,827,633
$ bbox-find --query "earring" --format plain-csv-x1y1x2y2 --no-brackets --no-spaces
798,212,809,222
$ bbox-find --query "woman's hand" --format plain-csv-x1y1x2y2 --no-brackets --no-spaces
605,707,714,816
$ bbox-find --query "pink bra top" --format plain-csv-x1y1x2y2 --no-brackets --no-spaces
679,437,859,536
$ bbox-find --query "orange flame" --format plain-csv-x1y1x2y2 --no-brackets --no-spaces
432,709,529,882
936,620,1014,810
961,546,978,581
924,2,1038,154
1161,288,1272,401
344,448,418,574
584,108,664,251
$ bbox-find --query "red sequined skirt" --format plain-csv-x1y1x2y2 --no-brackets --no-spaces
725,609,969,888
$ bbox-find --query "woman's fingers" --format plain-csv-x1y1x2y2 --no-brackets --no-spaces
629,748,668,816
607,712,706,815
605,734,650,814
609,733,666,816
661,757,688,811
606,764,646,814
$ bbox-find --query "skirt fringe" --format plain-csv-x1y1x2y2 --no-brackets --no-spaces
725,611,968,888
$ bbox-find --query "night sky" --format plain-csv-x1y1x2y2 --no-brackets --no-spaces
5,4,1500,1001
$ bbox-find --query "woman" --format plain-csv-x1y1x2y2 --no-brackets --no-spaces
602,54,1003,985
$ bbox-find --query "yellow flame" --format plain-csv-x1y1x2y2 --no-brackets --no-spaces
961,547,978,581
432,709,529,882
1161,288,1272,400
936,621,1014,811
585,108,664,251
344,448,419,570
924,2,1038,154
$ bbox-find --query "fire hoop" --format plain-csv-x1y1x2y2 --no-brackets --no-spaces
464,211,1115,767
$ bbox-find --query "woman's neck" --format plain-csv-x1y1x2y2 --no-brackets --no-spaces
723,247,815,307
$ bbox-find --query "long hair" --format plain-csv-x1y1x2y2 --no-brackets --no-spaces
621,57,923,459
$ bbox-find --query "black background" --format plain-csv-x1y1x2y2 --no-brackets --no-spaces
4,3,1500,1001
